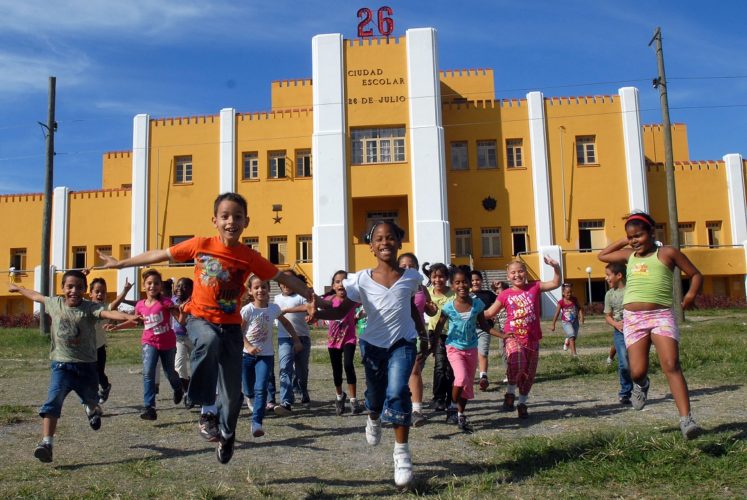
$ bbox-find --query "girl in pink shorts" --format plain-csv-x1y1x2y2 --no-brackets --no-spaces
433,268,505,433
599,212,703,439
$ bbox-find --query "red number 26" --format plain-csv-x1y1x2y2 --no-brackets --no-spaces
357,6,394,37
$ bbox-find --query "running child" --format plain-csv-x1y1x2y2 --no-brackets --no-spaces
603,262,632,404
550,283,584,356
598,212,703,438
97,192,312,464
8,271,138,463
172,277,194,407
470,270,496,391
485,257,562,419
434,268,506,433
423,262,454,411
307,221,428,488
241,275,302,437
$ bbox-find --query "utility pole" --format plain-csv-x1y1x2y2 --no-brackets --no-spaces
39,76,56,334
649,28,684,322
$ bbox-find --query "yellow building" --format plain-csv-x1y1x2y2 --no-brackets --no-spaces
2,28,746,315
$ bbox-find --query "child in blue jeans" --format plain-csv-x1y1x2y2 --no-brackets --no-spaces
604,262,633,404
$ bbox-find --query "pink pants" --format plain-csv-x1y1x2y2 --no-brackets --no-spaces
446,346,478,400
504,337,539,396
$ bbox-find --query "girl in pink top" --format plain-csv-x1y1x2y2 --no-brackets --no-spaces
326,271,361,415
485,257,561,419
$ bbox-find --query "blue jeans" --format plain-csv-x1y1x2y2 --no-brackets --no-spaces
142,344,181,408
40,362,99,418
186,317,243,436
241,353,274,426
613,329,633,398
360,338,416,426
274,336,311,405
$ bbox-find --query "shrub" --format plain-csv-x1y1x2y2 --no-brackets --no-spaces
694,294,747,310
0,313,40,328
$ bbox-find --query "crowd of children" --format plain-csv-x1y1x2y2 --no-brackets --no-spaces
8,193,706,488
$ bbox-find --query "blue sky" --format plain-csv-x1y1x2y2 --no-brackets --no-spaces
0,0,745,194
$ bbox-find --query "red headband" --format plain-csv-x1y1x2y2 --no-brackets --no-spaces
626,214,652,226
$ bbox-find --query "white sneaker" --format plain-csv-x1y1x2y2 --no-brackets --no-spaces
252,423,264,438
606,356,613,365
365,417,381,446
245,397,253,414
393,448,413,488
563,339,569,351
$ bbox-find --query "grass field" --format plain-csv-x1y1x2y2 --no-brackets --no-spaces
0,311,745,498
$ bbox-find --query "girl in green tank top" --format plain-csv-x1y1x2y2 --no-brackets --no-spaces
598,212,703,439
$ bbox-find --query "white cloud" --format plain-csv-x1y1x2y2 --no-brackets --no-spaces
0,49,90,94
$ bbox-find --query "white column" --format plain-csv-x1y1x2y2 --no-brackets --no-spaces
128,114,150,298
51,186,69,269
538,245,563,318
619,87,649,212
406,28,450,266
527,91,553,248
311,34,348,293
33,265,42,313
219,107,236,193
724,153,747,299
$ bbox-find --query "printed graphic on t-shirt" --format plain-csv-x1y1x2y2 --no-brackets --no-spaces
631,263,649,275
57,318,82,346
505,292,536,338
143,311,169,335
196,253,242,314
245,310,272,346
560,300,577,322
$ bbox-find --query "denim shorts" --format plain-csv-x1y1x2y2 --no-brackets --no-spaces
562,320,579,339
359,337,416,426
39,361,99,418
476,329,492,356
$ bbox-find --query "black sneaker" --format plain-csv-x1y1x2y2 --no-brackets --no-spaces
183,394,194,409
446,407,458,424
619,395,632,405
216,433,235,464
335,392,347,416
517,403,529,419
351,401,364,415
98,383,112,404
89,412,102,430
274,403,292,417
411,410,427,427
435,399,446,412
173,386,184,405
34,442,53,463
199,413,220,441
457,415,474,433
140,406,157,421
501,393,515,412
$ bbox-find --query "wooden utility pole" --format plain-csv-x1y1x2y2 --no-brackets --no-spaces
39,76,56,334
649,28,684,322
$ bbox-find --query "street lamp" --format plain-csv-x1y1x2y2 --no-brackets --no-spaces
585,266,593,305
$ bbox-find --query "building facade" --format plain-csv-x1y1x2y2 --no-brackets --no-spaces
2,28,746,315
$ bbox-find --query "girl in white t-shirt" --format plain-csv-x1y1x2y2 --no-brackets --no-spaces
240,275,301,438
308,221,428,489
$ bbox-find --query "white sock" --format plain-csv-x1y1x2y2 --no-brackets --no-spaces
350,397,357,408
412,402,422,413
336,393,344,401
518,394,528,405
457,412,464,418
201,404,217,415
42,436,54,446
394,442,409,454
507,384,517,394
480,372,487,378
449,401,457,409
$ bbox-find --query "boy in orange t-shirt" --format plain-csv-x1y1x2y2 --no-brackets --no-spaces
98,192,312,464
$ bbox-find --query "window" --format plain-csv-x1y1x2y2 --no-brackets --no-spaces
365,211,399,237
297,235,312,262
295,150,312,177
351,127,406,165
243,237,259,251
511,227,528,256
120,245,131,260
268,236,287,265
242,152,259,180
506,139,523,168
269,152,287,179
450,141,468,170
72,246,87,269
454,229,472,257
174,156,193,183
481,228,502,257
477,140,497,169
706,221,722,248
678,222,695,247
10,248,26,271
579,220,605,252
170,236,193,264
654,223,667,245
576,136,597,165
94,246,112,267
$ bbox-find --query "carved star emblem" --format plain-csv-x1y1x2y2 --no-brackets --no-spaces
273,215,283,224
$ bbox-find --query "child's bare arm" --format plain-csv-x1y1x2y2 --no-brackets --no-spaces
100,309,139,323
7,284,46,304
539,255,562,292
282,304,308,314
663,247,703,309
109,278,134,311
483,298,504,319
96,249,171,270
278,315,303,353
310,297,356,321
274,272,313,301
578,303,585,324
550,304,561,331
598,237,633,263
432,314,447,338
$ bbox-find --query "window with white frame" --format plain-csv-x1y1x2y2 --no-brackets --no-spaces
454,228,472,257
243,237,259,251
654,223,667,245
477,140,497,169
242,152,259,180
579,220,605,252
174,156,193,184
269,152,287,178
351,127,406,165
72,246,87,269
511,226,528,256
576,136,597,165
481,227,502,257
365,211,399,233
10,248,26,271
678,222,695,247
297,235,312,262
268,236,287,265
506,139,523,168
296,150,312,177
450,141,468,170
706,221,722,248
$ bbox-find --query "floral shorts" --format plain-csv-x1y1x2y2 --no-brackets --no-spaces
622,308,679,348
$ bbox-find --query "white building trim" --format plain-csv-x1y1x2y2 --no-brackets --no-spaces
538,245,563,318
51,186,69,270
619,87,649,212
724,154,747,244
128,113,150,298
527,91,553,249
33,265,42,313
311,34,348,293
219,107,236,193
406,27,450,266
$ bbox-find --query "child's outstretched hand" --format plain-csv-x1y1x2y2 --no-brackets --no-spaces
8,283,20,293
550,324,556,332
246,345,261,355
96,251,121,269
543,255,560,268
